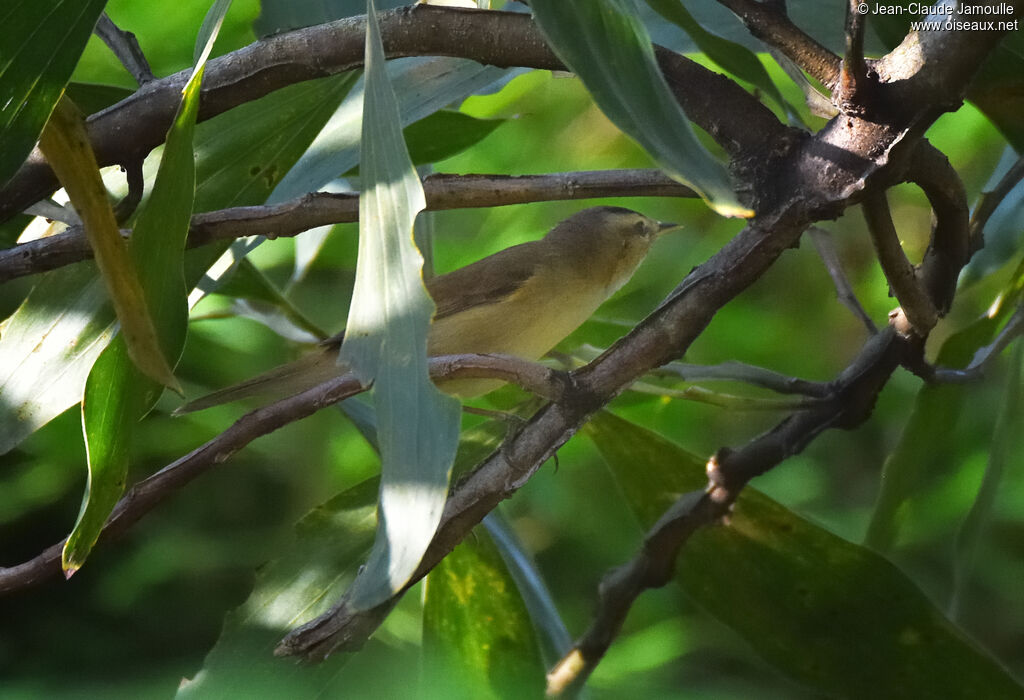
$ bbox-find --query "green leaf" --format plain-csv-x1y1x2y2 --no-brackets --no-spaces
483,513,572,667
530,0,751,218
0,0,107,187
339,0,462,610
865,259,1024,552
404,110,504,166
39,96,179,392
422,524,546,699
176,478,380,699
347,110,506,175
179,421,510,696
964,148,1024,284
644,0,796,121
638,1,866,56
587,411,1024,698
951,343,1024,618
269,58,511,203
193,72,359,212
194,0,234,67
215,258,327,341
0,267,115,456
63,2,232,575
0,71,356,456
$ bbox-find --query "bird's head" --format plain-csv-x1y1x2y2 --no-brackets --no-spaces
545,206,680,290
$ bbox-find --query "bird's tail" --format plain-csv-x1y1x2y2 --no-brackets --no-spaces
173,347,343,415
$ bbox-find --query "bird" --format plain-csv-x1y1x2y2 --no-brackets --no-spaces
176,206,678,413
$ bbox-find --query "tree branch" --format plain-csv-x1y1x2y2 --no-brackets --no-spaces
905,140,971,315
715,0,841,89
274,12,1010,656
2,1,1008,681
93,13,155,86
873,1,1019,122
0,169,695,283
0,6,778,223
808,226,878,334
0,353,570,594
551,74,983,689
549,128,979,682
862,189,939,336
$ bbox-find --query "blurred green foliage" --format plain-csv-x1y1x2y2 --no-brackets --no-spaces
2,1,1023,699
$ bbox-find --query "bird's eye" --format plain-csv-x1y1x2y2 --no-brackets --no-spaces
634,221,647,235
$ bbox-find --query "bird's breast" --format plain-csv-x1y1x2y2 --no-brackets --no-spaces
427,269,612,361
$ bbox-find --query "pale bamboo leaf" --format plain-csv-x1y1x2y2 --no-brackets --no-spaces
339,0,461,610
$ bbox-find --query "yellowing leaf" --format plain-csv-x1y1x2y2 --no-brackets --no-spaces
38,96,180,392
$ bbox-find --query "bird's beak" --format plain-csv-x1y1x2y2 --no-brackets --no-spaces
656,221,681,236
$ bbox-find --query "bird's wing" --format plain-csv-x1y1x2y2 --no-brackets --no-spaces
426,241,542,320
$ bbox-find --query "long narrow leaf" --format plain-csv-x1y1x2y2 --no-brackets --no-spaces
865,259,1024,551
64,1,233,574
531,0,751,218
645,0,796,121
339,0,462,610
38,96,179,392
423,524,546,698
0,0,107,186
587,411,1024,697
0,72,356,457
484,513,573,668
269,57,511,204
180,420,511,694
0,269,115,456
950,343,1024,618
176,479,381,699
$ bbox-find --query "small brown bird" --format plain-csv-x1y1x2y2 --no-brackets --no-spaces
177,206,677,412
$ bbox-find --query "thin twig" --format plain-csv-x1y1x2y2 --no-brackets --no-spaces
837,0,870,114
0,169,695,283
862,190,938,336
627,380,827,411
93,13,155,85
768,50,838,118
547,488,715,697
577,343,831,399
0,3,1002,678
652,360,833,398
0,353,571,594
0,6,779,223
572,344,832,397
931,304,1024,383
715,0,841,89
808,226,877,334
